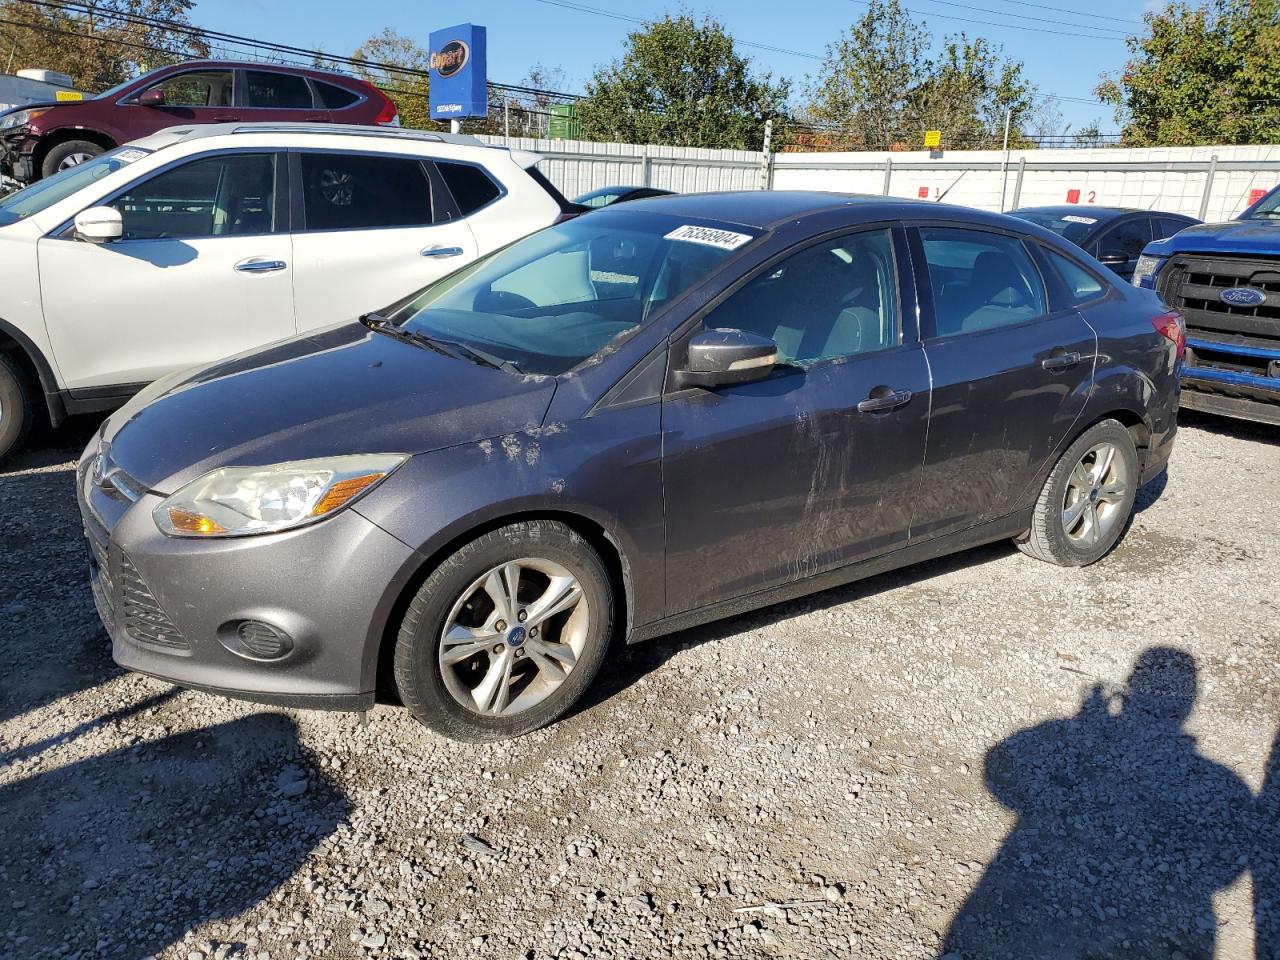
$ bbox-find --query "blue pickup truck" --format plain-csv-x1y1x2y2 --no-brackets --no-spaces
1135,187,1280,425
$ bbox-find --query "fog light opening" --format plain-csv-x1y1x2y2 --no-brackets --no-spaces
221,620,294,661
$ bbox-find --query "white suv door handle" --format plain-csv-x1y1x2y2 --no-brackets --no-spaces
234,257,287,274
421,245,464,259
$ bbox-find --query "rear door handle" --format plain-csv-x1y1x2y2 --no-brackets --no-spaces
421,245,464,258
212,115,241,122
234,257,287,274
1042,351,1082,371
857,388,912,414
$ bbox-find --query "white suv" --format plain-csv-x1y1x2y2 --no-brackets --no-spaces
0,122,576,459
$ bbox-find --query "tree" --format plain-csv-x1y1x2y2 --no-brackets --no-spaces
575,14,789,149
807,0,1041,150
1096,0,1280,146
0,0,207,91
350,28,431,129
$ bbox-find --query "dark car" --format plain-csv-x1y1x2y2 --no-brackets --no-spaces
1009,206,1198,281
1135,185,1280,425
0,60,397,183
574,185,675,208
78,193,1182,741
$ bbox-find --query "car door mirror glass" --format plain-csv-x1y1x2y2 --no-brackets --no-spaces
138,87,166,107
679,328,777,388
73,205,123,243
1098,250,1129,264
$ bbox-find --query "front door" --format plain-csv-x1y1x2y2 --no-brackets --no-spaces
288,151,480,328
39,151,295,390
908,225,1097,540
128,68,240,132
662,226,931,615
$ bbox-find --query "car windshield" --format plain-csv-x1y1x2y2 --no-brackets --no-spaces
387,212,755,376
93,67,163,100
1007,210,1103,245
0,146,151,226
1242,187,1280,219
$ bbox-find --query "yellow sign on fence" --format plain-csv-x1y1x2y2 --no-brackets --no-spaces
923,130,941,149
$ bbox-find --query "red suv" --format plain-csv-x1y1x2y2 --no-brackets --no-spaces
0,60,398,183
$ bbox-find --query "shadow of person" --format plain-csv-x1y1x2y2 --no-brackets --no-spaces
940,647,1252,960
1257,726,1280,960
0,712,349,959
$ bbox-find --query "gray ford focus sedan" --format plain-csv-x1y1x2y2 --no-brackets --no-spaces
78,192,1182,741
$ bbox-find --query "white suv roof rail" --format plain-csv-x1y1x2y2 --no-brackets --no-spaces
227,122,487,147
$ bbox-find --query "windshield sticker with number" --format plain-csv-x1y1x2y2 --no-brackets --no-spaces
114,148,148,163
664,224,754,250
1062,215,1098,225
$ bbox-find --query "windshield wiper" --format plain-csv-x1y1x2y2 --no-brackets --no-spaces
360,313,520,372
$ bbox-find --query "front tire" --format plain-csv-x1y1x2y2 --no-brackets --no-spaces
0,353,34,462
40,140,105,179
393,520,614,741
1017,419,1140,567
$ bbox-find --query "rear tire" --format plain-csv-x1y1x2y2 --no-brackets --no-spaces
0,352,33,463
1017,419,1139,567
40,140,105,179
393,520,614,742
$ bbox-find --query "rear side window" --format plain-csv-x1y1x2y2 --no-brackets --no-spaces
1093,218,1152,261
1042,247,1107,305
300,153,432,231
437,161,502,214
111,154,276,239
314,81,360,109
245,71,314,109
919,228,1047,337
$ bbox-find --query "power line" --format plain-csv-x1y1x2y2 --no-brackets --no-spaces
985,0,1143,27
849,0,1127,40
912,0,1131,37
528,0,824,60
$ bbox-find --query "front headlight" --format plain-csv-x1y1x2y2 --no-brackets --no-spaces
1132,254,1166,289
153,454,408,538
0,109,44,131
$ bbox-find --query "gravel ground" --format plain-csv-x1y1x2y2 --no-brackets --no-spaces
1,412,1277,960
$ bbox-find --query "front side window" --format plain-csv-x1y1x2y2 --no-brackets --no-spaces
388,212,750,375
140,70,233,108
1093,218,1152,261
300,153,432,231
110,153,276,239
244,70,314,109
437,161,501,214
702,229,899,365
919,228,1047,337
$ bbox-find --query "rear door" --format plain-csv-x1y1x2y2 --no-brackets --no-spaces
662,226,931,614
908,225,1096,540
288,150,479,328
39,150,294,390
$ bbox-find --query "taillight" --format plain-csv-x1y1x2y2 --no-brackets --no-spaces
1152,310,1186,359
373,94,399,126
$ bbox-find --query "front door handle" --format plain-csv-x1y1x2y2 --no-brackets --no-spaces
857,387,912,414
212,115,241,122
421,245,464,258
234,257,287,274
1042,350,1082,371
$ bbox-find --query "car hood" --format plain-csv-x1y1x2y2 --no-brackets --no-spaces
1147,218,1280,257
103,323,559,493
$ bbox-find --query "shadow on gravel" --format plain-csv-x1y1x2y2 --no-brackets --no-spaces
939,647,1278,960
0,712,349,960
1259,729,1280,960
1178,408,1280,447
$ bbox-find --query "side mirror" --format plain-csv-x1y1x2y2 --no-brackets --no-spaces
137,87,166,107
678,328,777,389
74,206,123,244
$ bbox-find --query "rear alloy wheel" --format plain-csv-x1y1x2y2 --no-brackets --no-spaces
40,140,105,179
393,520,613,741
0,352,34,463
1017,418,1139,566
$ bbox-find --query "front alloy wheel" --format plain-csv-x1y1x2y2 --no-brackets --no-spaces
394,520,613,741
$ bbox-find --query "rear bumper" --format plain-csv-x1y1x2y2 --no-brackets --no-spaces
76,444,418,712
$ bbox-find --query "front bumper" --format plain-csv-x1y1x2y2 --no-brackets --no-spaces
1,131,35,182
76,445,420,711
1181,337,1280,425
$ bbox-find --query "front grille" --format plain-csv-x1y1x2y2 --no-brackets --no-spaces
1159,255,1280,342
118,554,188,650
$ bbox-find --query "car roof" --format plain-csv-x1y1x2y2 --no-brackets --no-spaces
604,190,1025,231
1011,205,1147,220
148,60,366,83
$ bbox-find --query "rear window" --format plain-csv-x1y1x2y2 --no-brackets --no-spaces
437,162,502,215
1007,209,1100,246
245,70,314,109
300,153,433,231
315,81,360,109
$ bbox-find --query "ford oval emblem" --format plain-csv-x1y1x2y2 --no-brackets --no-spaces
431,39,469,79
1219,286,1266,307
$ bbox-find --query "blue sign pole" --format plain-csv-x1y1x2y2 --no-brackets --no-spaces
429,23,488,130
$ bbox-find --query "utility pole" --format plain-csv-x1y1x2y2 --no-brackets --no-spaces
759,118,773,191
998,109,1013,212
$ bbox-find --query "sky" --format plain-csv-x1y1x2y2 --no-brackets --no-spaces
190,0,1154,135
